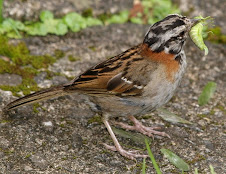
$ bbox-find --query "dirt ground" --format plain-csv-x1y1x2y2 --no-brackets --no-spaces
0,0,225,173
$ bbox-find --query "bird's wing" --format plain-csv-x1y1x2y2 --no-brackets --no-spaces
64,44,158,96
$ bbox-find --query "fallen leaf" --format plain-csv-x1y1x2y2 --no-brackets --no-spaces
157,108,192,124
160,148,190,172
198,81,217,106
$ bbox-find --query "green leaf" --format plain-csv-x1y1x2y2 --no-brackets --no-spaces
145,139,162,174
106,10,129,24
198,82,217,106
25,23,48,36
54,21,68,35
63,12,86,32
2,18,14,30
160,148,190,172
86,17,103,27
157,108,192,124
1,18,23,37
6,31,22,39
40,10,54,22
3,18,25,30
130,17,143,24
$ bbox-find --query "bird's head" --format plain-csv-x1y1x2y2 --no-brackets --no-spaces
144,14,200,54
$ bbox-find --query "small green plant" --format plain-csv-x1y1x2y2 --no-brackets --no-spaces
145,139,162,174
194,165,216,174
142,158,146,174
207,26,226,44
130,0,180,24
0,10,103,38
0,0,181,38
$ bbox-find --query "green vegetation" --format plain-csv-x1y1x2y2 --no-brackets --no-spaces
198,82,217,106
0,0,180,38
194,165,216,174
207,27,226,44
131,0,179,24
160,148,190,172
0,36,64,96
141,143,217,174
142,158,146,174
145,139,162,174
68,55,80,62
87,115,102,124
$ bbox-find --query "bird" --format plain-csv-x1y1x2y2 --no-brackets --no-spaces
3,14,200,160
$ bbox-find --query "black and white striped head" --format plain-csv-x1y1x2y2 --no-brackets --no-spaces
144,14,199,55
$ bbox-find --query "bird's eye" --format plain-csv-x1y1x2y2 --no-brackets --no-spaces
180,31,185,36
177,31,184,40
178,31,185,40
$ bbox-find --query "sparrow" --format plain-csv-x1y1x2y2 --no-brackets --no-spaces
3,14,200,160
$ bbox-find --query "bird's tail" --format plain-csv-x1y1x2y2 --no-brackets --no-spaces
3,85,67,111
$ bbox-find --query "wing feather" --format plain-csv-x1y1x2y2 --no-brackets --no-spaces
64,44,158,96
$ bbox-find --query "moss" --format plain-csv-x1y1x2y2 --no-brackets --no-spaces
61,157,68,160
59,124,65,128
56,167,62,170
25,154,32,158
134,162,143,171
0,35,63,95
197,114,208,118
187,154,206,167
207,27,226,44
140,115,153,119
216,104,226,114
2,149,14,154
87,115,102,124
44,70,62,80
30,55,56,69
66,120,73,125
209,109,215,115
68,55,80,62
97,12,113,23
33,103,41,113
54,49,65,59
187,153,206,165
82,8,93,17
88,46,97,51
0,119,11,123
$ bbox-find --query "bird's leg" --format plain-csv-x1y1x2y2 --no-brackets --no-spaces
102,118,148,160
115,116,170,138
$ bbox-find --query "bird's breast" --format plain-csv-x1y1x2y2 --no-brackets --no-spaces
141,51,187,111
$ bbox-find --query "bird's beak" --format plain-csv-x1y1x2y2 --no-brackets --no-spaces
190,18,201,27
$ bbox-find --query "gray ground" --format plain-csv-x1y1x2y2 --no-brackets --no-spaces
0,0,225,173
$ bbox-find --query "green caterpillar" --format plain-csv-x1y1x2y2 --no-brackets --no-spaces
189,16,211,56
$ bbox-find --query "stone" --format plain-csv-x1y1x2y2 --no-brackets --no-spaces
0,74,22,86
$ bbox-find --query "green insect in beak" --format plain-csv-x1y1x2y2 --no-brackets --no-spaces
189,16,211,56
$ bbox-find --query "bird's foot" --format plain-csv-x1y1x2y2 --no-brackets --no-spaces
103,118,148,160
102,143,148,160
115,116,170,138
